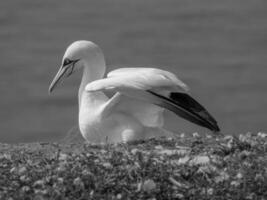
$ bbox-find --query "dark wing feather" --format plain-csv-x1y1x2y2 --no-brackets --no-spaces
170,93,219,127
148,91,220,132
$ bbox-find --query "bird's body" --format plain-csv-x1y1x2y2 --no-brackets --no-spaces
49,41,220,143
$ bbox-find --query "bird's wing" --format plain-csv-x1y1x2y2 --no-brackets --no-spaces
85,68,220,132
107,68,189,93
99,92,165,127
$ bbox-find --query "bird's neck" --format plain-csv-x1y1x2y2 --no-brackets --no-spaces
78,59,106,107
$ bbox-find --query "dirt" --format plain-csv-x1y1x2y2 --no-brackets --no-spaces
0,133,266,199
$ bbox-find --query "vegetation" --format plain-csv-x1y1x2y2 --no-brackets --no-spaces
1,132,266,199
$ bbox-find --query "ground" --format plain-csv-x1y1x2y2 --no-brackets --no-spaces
0,133,266,199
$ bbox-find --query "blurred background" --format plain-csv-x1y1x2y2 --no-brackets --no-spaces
0,0,266,143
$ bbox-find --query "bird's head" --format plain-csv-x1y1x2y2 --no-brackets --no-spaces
49,40,103,93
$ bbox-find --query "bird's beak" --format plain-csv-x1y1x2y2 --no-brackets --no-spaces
48,65,69,93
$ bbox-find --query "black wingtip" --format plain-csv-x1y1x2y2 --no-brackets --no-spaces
212,124,221,132
148,90,220,133
169,92,220,132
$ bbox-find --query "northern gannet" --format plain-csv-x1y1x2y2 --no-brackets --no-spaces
49,41,220,143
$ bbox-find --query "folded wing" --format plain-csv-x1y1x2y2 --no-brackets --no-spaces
85,68,220,132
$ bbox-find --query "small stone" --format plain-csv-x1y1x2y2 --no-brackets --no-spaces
100,149,107,154
175,193,184,199
207,188,214,195
131,148,140,155
116,193,122,199
177,156,190,165
86,153,92,157
231,181,240,187
155,145,163,150
20,175,29,182
223,135,234,141
57,177,64,184
21,186,30,193
33,180,45,188
73,177,84,188
10,167,17,173
243,161,252,167
192,132,200,138
257,132,267,138
82,169,92,176
239,150,251,160
236,172,243,179
18,166,27,175
206,134,212,139
59,153,68,161
190,156,210,165
142,179,156,192
102,162,112,168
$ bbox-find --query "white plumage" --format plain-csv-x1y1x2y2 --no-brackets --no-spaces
49,41,220,143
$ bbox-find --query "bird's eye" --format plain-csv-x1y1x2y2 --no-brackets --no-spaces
63,58,72,66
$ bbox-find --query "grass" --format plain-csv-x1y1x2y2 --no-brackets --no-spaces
1,133,266,199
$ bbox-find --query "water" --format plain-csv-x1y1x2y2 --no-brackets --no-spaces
0,0,266,142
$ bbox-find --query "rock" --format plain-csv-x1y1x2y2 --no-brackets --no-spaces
21,186,30,193
18,166,27,175
58,153,68,161
192,132,200,138
73,177,84,189
142,179,156,192
190,155,210,165
33,180,45,188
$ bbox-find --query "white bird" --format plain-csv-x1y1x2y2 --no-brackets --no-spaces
49,41,220,143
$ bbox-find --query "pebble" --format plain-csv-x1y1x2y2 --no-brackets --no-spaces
21,186,30,192
142,179,156,192
231,181,240,187
20,175,29,182
10,167,16,173
59,153,68,161
258,132,267,138
33,180,45,188
131,148,140,155
18,166,27,175
102,162,112,168
177,156,190,165
154,145,163,150
116,193,122,199
192,132,200,138
207,188,214,195
236,172,243,179
190,155,210,165
73,177,84,188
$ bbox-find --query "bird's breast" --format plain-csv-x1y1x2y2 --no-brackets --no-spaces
78,91,107,140
78,93,144,142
